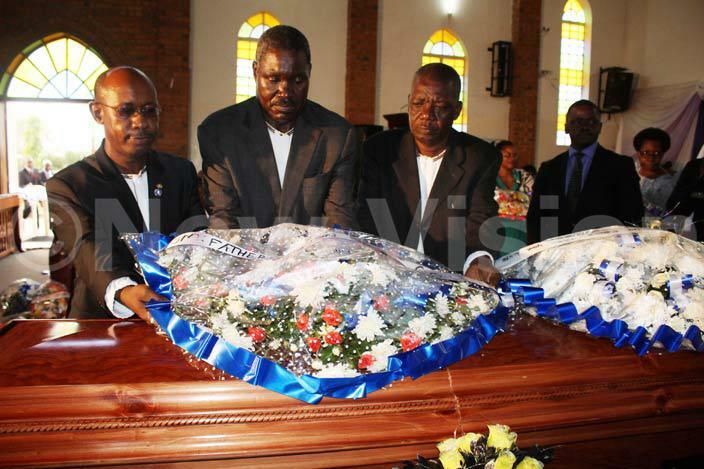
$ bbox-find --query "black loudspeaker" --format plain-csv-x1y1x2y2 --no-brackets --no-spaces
486,41,512,97
598,67,635,113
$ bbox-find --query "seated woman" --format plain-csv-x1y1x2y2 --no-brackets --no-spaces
633,127,678,219
494,140,534,256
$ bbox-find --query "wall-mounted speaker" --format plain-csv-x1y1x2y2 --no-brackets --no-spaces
486,41,512,97
598,67,635,113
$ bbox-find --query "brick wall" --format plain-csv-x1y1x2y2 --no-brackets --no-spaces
345,0,378,125
0,0,190,158
509,0,542,166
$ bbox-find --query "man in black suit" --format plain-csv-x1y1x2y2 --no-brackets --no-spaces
527,100,643,243
198,25,357,230
667,158,704,241
18,159,38,187
357,63,500,284
48,66,204,319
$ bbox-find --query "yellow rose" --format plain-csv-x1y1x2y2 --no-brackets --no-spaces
516,456,544,469
456,433,481,453
439,450,464,469
437,437,459,454
487,424,517,450
493,450,517,469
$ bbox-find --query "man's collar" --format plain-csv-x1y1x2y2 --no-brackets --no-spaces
569,141,598,158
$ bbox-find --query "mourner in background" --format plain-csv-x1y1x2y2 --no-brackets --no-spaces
667,157,704,241
47,66,204,320
527,100,644,243
633,127,678,219
38,159,54,185
18,159,39,187
357,63,501,285
198,25,357,230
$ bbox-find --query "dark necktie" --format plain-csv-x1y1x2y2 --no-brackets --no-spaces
566,152,584,215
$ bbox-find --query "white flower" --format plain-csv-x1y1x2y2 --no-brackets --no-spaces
451,311,466,324
625,292,669,332
290,343,299,352
408,314,437,338
591,241,619,264
226,290,247,318
210,311,231,331
573,273,596,296
332,346,341,356
268,339,281,349
666,314,690,333
467,294,489,311
366,263,398,287
675,254,704,277
434,293,450,316
368,339,398,373
189,247,209,266
314,363,360,378
220,324,253,350
432,325,455,344
683,302,704,326
353,310,387,341
290,282,325,308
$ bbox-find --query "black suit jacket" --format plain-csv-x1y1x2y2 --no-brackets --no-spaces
357,129,500,271
198,97,357,229
19,168,38,187
667,158,704,241
526,145,644,243
47,143,205,318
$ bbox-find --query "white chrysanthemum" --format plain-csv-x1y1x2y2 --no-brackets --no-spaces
311,359,324,370
314,363,360,378
189,247,209,267
616,275,640,295
626,292,669,332
226,290,247,318
366,263,398,287
451,311,466,325
628,244,670,270
434,294,450,316
408,314,437,338
268,339,281,349
467,294,489,311
353,310,386,341
368,339,398,373
674,254,704,277
220,324,254,350
290,282,325,308
666,314,690,333
591,241,619,264
683,302,704,326
432,325,455,344
573,272,596,297
210,311,231,332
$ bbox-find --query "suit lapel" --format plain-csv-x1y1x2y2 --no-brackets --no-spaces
147,153,166,233
423,131,465,229
392,132,421,217
245,103,282,213
580,145,605,198
279,109,321,218
95,144,145,232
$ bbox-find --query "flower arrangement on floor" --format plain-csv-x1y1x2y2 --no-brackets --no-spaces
139,224,502,381
497,227,704,352
405,424,552,469
495,189,530,220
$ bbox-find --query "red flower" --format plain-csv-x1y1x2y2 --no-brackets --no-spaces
172,274,188,290
260,295,277,306
324,331,343,345
358,353,375,370
322,306,343,326
455,296,468,305
400,332,422,352
373,295,390,311
306,337,321,353
296,313,309,331
247,327,266,343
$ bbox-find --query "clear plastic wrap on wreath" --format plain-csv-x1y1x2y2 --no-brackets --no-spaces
497,227,704,338
156,224,499,378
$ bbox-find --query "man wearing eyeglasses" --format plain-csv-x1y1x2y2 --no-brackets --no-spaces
47,66,205,320
527,100,644,243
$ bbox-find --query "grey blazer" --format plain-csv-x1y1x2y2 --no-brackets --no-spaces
198,97,358,229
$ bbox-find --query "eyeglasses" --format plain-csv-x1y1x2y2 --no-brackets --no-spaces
94,102,160,120
567,118,600,127
639,150,663,158
502,152,518,159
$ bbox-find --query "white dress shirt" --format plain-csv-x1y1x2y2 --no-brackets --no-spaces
415,150,492,273
267,123,294,188
104,168,149,318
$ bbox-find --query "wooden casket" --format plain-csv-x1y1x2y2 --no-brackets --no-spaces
0,316,703,468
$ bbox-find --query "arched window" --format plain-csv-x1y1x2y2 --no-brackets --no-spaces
556,0,590,145
422,29,467,132
1,33,107,195
236,12,280,104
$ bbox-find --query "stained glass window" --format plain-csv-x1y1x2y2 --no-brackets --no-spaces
556,0,589,145
236,12,280,104
1,34,108,100
422,29,467,132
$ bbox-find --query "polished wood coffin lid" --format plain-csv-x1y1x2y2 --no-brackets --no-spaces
0,316,703,467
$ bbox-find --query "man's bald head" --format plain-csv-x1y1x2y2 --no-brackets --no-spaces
94,66,157,102
412,63,462,102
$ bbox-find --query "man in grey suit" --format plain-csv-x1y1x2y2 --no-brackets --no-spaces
198,25,357,230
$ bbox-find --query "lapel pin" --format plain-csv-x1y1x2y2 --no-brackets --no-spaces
153,183,164,198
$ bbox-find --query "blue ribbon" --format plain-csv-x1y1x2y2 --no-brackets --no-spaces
129,233,508,403
500,278,704,356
